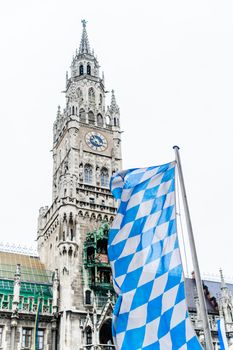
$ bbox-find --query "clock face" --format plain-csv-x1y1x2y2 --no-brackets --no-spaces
85,132,107,151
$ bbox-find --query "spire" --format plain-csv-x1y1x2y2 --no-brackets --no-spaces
79,19,91,54
57,105,61,118
220,268,227,289
109,90,119,114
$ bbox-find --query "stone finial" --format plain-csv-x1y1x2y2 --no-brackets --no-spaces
109,90,120,115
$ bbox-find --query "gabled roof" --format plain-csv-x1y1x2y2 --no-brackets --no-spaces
185,277,233,314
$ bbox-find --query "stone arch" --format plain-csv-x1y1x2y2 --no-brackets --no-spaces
97,113,103,127
90,213,96,221
78,210,83,217
97,214,102,222
88,111,95,125
84,211,90,219
99,318,113,345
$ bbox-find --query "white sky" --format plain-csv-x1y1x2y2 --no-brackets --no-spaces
0,0,233,279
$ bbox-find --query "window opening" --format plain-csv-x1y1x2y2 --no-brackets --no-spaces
84,164,93,184
22,328,32,349
79,65,84,75
85,290,91,305
86,327,92,345
101,168,109,187
37,329,44,350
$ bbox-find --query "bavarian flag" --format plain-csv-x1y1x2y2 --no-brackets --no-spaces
108,163,203,350
33,299,42,350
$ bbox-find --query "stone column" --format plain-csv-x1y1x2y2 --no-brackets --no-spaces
10,264,21,350
10,316,18,350
12,264,21,312
51,318,58,350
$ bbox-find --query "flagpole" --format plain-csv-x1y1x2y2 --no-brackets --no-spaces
173,146,213,350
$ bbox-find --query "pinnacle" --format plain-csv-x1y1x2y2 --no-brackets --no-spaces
220,268,227,289
109,89,119,114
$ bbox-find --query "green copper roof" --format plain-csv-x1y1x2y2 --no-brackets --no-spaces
0,251,53,283
0,250,53,312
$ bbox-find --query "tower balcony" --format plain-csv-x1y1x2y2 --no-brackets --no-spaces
84,253,109,268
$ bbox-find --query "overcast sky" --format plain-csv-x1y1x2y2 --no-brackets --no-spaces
0,0,233,280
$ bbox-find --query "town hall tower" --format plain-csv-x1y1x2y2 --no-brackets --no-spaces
37,20,122,349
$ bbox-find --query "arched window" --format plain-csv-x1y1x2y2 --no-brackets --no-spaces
101,168,109,187
99,319,113,345
76,88,83,102
105,115,111,126
85,290,91,305
87,64,91,75
88,88,95,104
97,113,103,127
79,64,84,75
84,164,93,184
79,108,86,123
99,94,102,107
86,327,92,345
113,117,117,126
88,111,95,125
72,106,75,115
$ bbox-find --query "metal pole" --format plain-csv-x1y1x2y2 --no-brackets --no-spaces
173,146,213,350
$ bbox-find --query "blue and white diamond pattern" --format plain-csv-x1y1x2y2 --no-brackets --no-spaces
108,162,202,350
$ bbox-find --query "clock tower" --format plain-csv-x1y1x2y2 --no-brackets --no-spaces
37,20,122,349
